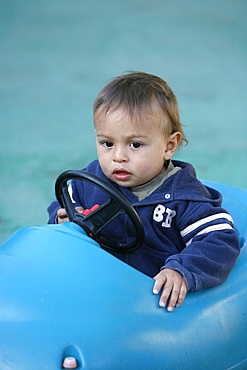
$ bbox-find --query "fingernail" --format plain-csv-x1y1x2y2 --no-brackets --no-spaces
167,306,173,312
159,301,166,308
153,288,159,294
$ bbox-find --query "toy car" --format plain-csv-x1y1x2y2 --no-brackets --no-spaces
0,171,246,370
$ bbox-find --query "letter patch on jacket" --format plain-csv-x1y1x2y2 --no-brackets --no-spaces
153,205,176,228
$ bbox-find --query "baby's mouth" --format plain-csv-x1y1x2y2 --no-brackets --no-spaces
113,169,131,181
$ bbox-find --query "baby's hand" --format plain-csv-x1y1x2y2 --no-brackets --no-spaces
153,269,187,312
57,207,84,224
57,208,68,223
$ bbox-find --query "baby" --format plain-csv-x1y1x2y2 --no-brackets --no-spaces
48,72,240,311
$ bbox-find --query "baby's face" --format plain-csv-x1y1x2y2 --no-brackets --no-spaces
95,108,178,188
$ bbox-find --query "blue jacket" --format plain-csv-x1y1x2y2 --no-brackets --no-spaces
48,160,240,291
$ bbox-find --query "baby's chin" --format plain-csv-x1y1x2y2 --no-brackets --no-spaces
111,178,134,188
108,175,138,188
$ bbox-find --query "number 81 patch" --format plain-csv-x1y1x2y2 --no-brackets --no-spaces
153,204,176,228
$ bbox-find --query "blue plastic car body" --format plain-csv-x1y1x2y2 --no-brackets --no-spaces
0,180,246,369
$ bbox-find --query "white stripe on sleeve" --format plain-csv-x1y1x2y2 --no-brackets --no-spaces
181,213,233,238
185,223,233,246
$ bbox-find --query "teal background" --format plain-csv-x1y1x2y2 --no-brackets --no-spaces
0,0,246,243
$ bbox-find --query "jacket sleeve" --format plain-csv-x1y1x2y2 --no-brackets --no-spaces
164,202,241,292
47,180,84,224
47,200,60,224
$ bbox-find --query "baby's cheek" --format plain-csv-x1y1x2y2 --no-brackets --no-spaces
98,158,108,172
137,165,154,178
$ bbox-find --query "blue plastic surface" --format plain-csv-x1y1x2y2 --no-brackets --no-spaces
0,182,247,370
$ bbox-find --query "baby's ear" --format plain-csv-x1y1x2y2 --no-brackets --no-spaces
164,132,182,160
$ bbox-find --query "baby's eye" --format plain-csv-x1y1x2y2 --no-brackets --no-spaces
130,142,141,149
102,141,113,148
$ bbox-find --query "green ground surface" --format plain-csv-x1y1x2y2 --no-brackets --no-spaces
0,0,246,243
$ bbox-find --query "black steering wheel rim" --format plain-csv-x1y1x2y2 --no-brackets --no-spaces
55,170,144,253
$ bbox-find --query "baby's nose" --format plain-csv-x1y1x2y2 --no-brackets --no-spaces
113,146,128,162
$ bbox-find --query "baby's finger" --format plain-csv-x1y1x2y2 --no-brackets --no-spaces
176,281,187,308
166,283,181,312
158,280,173,308
153,272,167,294
57,208,67,218
57,208,69,224
75,206,84,213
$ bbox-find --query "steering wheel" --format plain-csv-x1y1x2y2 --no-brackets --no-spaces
55,170,145,253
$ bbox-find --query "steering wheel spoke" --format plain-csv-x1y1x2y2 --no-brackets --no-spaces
74,198,123,237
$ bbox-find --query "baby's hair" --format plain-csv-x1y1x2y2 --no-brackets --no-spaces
93,71,187,146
